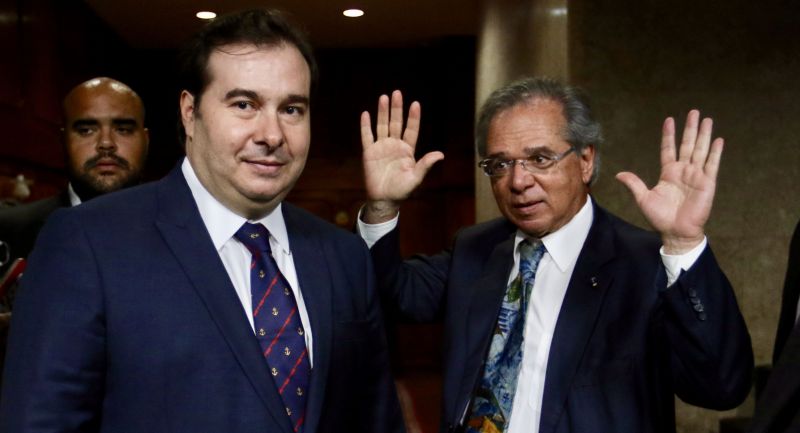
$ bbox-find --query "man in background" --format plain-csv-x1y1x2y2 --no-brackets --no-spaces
0,76,148,390
0,76,149,273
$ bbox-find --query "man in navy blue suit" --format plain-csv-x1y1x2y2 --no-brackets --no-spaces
358,78,752,432
0,9,403,433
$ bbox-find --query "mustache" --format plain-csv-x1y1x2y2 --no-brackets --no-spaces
83,151,130,170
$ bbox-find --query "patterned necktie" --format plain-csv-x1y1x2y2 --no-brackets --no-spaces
466,239,546,433
235,222,310,433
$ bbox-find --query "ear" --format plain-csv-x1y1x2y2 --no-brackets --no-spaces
143,128,151,151
579,145,595,184
179,90,196,141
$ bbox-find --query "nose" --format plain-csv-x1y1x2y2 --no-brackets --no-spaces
509,161,536,193
255,111,285,150
96,126,117,151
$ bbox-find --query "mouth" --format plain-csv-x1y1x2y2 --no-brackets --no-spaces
90,158,125,174
243,158,286,174
512,199,544,214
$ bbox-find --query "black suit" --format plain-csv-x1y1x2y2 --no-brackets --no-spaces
749,220,800,433
371,201,753,433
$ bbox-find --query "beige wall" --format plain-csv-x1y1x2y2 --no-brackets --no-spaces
475,0,800,430
475,0,569,222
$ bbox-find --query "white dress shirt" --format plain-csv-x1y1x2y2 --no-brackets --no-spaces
182,158,314,365
67,183,82,206
358,195,706,432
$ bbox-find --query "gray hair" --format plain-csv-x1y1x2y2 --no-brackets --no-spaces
475,76,604,184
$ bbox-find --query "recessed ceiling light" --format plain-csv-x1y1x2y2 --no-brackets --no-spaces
196,11,217,20
342,9,364,18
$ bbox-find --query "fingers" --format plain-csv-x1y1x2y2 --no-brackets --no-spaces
389,90,404,138
660,117,676,167
615,172,648,204
376,94,390,139
360,111,374,148
402,101,421,147
413,151,445,180
704,137,724,180
367,90,422,148
690,117,713,165
678,109,700,162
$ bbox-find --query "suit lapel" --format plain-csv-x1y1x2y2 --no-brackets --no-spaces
283,205,333,433
538,206,616,433
450,230,516,423
154,167,294,433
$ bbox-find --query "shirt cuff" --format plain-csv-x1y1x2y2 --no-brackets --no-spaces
356,207,399,249
660,237,708,287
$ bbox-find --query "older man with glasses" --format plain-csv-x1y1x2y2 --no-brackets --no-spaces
357,77,752,433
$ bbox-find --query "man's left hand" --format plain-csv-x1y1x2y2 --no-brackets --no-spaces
616,110,723,254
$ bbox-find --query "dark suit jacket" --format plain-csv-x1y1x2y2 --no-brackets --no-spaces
0,167,404,433
371,201,752,433
0,191,71,275
748,220,800,433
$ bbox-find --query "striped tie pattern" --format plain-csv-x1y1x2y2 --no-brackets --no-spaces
235,223,310,433
466,239,546,433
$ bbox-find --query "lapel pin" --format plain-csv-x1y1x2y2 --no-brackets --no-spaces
590,276,599,287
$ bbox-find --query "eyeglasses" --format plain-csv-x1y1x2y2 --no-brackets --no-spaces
478,147,576,177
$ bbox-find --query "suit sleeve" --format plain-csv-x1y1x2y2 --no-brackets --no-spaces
658,245,754,410
0,210,106,432
369,225,452,322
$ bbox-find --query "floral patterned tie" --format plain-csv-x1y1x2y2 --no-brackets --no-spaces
466,239,546,433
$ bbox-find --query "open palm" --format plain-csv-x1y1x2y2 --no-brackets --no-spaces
360,90,444,222
616,110,723,254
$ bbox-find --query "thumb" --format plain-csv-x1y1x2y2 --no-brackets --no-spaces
413,151,445,180
615,172,648,202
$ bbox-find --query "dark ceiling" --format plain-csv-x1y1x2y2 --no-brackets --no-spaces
83,0,480,49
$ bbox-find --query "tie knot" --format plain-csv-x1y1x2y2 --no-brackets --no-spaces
234,222,272,254
519,239,545,281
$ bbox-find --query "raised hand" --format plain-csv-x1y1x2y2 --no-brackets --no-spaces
360,90,444,223
615,110,723,254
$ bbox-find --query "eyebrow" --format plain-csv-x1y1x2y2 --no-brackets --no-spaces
284,94,310,106
71,118,139,128
223,88,309,107
485,146,553,159
224,88,261,102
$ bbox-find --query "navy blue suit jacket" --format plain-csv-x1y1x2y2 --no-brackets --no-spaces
0,167,404,433
371,202,752,433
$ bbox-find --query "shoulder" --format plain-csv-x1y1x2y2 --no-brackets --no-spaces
591,204,661,254
456,217,516,245
39,181,163,241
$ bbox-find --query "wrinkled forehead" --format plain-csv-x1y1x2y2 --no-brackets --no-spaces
486,98,569,153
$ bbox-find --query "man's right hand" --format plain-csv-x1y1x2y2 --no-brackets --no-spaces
360,90,444,224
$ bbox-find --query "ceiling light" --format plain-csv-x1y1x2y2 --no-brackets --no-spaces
342,9,364,18
196,11,217,20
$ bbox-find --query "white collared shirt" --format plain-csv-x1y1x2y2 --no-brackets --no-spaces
182,158,313,365
67,183,82,207
358,195,706,432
